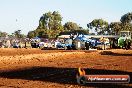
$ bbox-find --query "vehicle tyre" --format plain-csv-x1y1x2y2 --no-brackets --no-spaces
85,42,89,50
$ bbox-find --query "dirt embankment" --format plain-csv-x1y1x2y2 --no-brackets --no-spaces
0,48,131,88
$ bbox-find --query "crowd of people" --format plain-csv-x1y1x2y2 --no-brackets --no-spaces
0,36,64,49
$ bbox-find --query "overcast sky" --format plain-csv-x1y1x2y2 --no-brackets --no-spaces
0,0,132,34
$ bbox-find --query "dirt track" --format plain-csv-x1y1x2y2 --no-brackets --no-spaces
0,48,132,88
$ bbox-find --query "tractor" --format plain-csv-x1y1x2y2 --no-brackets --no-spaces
118,31,132,49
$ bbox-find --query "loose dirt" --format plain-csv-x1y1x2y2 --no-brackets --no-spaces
0,48,131,88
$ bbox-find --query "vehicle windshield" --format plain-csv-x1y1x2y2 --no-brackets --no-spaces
120,32,129,37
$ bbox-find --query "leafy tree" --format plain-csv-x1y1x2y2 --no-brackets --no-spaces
37,11,64,38
87,19,108,35
108,12,132,35
63,22,80,31
120,12,132,32
0,31,2,37
14,30,21,38
120,12,132,23
109,22,122,35
62,22,89,35
0,31,8,37
27,31,36,38
14,30,25,38
121,23,132,31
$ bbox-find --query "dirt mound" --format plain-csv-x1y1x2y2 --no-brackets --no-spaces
100,51,114,55
0,49,131,88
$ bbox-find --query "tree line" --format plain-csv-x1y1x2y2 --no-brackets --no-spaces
28,11,132,38
27,11,89,38
0,30,25,38
87,12,132,35
1,11,132,39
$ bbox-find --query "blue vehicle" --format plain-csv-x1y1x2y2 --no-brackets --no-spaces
73,35,102,50
57,34,101,50
89,38,102,48
56,39,74,50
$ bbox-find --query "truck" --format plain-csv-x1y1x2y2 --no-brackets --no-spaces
56,34,99,50
56,39,74,50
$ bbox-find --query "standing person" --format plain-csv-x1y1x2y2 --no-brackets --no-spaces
85,42,89,50
6,40,11,48
24,41,27,48
124,38,128,50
